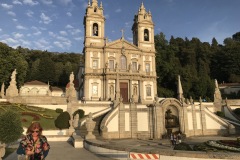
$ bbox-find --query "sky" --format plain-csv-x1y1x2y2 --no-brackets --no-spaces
0,0,239,53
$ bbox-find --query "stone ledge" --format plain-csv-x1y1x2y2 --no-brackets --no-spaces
84,139,240,159
71,135,84,148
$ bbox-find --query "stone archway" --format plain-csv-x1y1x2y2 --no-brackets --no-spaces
154,98,184,139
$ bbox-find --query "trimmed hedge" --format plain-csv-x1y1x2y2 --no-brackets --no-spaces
54,111,70,129
0,110,23,144
55,108,63,113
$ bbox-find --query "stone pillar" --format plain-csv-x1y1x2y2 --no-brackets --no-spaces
115,73,120,101
191,103,197,136
84,77,89,100
130,103,137,138
119,102,125,138
199,99,206,135
85,113,96,139
138,80,143,103
0,142,5,160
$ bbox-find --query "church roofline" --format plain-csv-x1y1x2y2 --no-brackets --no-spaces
105,38,141,51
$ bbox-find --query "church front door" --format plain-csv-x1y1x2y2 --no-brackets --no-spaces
120,82,128,102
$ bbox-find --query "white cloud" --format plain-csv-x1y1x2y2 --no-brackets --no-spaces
41,0,53,5
57,36,68,41
54,40,71,49
40,13,52,24
23,0,39,6
26,10,34,17
0,28,2,32
31,26,42,36
0,34,10,39
74,37,83,41
60,0,72,5
19,39,31,47
1,3,13,9
12,18,18,22
115,8,121,13
54,41,64,49
105,14,109,19
2,38,19,44
13,33,24,39
125,22,131,28
13,0,22,5
70,29,81,35
34,38,52,50
33,31,42,36
8,11,16,16
49,31,56,37
16,25,27,30
60,31,68,36
54,36,72,49
66,24,74,29
66,12,72,17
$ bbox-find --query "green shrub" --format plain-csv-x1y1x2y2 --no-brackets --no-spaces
233,108,240,115
216,111,225,117
54,111,70,129
174,142,193,151
73,109,85,118
0,110,23,144
55,108,63,113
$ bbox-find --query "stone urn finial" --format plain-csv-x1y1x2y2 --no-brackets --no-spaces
85,112,96,140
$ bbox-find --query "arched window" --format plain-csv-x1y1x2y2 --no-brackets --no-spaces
94,7,97,12
120,55,127,70
144,29,149,41
93,23,98,36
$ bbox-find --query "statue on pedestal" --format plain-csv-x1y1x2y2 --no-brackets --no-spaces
6,69,19,97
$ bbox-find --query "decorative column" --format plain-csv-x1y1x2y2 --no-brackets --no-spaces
199,97,206,135
85,113,96,140
0,142,5,160
115,72,120,101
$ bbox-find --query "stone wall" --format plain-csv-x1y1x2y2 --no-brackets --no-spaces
7,96,67,104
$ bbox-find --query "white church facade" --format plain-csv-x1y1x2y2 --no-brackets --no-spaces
78,0,157,103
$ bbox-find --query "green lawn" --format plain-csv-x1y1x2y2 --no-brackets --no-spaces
0,102,60,130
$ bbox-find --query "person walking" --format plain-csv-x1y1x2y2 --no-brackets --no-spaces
170,133,174,147
17,122,50,160
173,134,177,146
177,132,182,144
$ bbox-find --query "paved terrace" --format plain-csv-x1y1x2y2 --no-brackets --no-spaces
84,135,240,160
4,135,240,160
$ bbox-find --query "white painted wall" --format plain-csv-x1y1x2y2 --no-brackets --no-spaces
125,113,130,131
205,114,226,129
108,113,119,132
137,112,148,131
196,112,202,129
32,104,67,111
187,112,193,130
